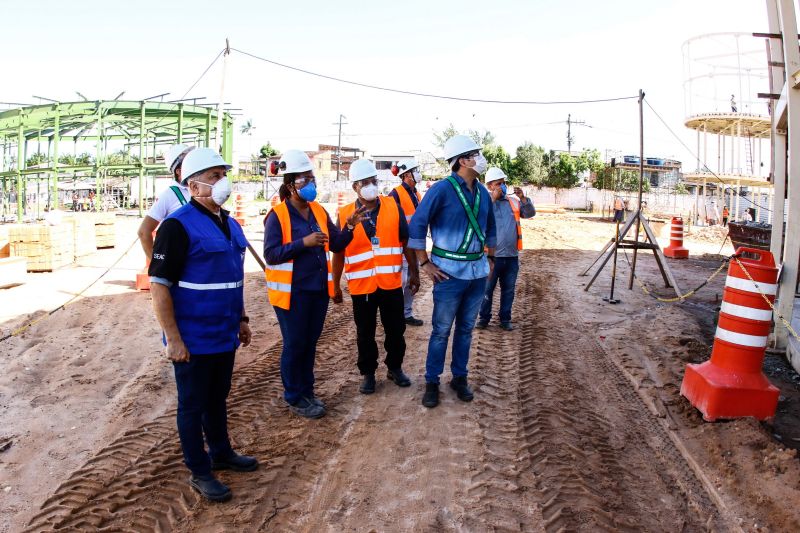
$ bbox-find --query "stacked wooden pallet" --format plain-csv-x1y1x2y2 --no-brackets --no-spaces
64,214,97,258
0,225,9,258
94,212,116,248
535,203,566,214
0,256,26,288
8,223,75,272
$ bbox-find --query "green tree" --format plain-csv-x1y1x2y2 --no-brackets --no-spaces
482,144,513,176
259,142,279,159
26,152,48,167
432,123,460,149
673,182,689,194
544,152,581,189
509,142,546,185
575,149,605,175
468,129,496,147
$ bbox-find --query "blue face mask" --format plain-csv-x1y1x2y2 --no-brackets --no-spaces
297,182,317,202
499,183,508,197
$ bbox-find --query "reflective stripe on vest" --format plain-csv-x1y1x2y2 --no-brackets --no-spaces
509,197,523,251
266,201,334,309
394,184,421,222
338,196,403,295
178,280,244,290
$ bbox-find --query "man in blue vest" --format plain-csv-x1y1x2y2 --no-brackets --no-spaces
149,147,257,502
408,135,496,408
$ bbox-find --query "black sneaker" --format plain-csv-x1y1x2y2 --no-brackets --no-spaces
475,320,489,329
500,322,515,331
449,376,474,402
189,474,232,502
289,397,326,419
212,452,259,472
422,383,440,408
309,395,326,409
405,316,424,327
387,368,411,387
359,374,376,394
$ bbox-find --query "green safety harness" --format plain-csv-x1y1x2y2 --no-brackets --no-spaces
170,185,188,205
431,176,486,261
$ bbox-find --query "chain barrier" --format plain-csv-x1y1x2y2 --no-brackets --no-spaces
622,251,732,303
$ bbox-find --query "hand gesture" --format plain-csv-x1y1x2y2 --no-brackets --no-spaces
513,186,525,199
166,338,190,363
346,205,369,228
407,272,421,295
303,232,329,247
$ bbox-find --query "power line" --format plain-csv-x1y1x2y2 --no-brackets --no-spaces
644,99,772,213
231,47,639,106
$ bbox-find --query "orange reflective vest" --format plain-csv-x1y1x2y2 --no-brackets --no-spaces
393,183,421,223
508,197,523,251
265,201,334,309
338,197,403,295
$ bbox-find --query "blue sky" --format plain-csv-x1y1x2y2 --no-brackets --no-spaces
2,0,769,168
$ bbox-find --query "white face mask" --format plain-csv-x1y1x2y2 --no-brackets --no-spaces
360,183,379,202
469,154,488,175
412,169,422,183
195,176,232,206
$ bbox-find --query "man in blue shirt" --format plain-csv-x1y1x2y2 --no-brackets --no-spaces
477,167,536,331
408,135,496,408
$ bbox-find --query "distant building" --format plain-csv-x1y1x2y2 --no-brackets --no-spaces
615,156,682,188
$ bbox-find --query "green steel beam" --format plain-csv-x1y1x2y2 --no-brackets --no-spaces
52,105,59,208
139,102,145,217
16,121,23,221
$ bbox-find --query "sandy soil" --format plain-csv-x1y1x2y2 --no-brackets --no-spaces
2,211,800,532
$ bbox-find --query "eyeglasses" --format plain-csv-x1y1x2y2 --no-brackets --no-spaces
462,151,481,160
294,176,316,187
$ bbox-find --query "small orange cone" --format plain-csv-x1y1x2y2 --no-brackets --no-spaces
680,247,780,421
663,216,689,259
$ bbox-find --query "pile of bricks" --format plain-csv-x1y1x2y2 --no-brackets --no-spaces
93,212,116,248
8,223,75,272
64,214,97,258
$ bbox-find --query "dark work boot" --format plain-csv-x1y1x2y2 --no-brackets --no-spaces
449,376,474,402
405,316,424,327
387,368,411,387
212,452,259,472
422,383,440,408
189,473,232,502
360,374,376,394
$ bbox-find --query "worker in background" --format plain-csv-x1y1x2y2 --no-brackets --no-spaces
264,150,365,419
613,195,624,223
722,205,730,226
476,167,535,331
138,144,195,260
148,148,257,503
408,135,496,409
332,159,420,394
388,157,424,326
731,94,737,113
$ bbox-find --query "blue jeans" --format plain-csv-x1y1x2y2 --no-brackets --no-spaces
275,290,329,405
425,276,487,384
173,351,236,476
479,257,520,324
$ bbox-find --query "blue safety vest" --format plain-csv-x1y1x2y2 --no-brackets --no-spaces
166,203,247,355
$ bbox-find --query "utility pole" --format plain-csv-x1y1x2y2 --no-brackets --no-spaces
333,114,348,180
566,113,586,153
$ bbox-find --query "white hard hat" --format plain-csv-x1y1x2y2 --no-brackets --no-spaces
392,157,419,176
279,149,315,174
181,147,232,184
165,144,194,174
349,159,378,183
485,167,507,184
443,135,481,168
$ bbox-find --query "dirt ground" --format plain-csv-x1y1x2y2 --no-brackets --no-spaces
2,210,800,532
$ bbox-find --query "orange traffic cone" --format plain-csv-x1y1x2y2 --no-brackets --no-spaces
233,194,247,226
663,216,689,259
680,247,780,421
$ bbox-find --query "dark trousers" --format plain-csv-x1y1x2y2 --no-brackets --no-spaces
479,257,520,324
613,209,624,222
274,290,329,405
173,351,236,476
351,287,406,375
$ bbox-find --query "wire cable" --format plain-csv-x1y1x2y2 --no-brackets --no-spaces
231,48,639,106
644,99,772,213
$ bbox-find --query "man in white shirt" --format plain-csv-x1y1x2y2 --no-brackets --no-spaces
137,144,195,259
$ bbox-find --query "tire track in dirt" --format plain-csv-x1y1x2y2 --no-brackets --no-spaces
507,251,726,532
23,296,359,532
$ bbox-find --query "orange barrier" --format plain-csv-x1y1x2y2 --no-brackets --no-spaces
663,216,688,259
233,194,247,226
136,230,157,291
680,247,779,421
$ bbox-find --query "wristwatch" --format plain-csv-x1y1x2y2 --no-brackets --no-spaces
346,222,355,231
240,316,250,323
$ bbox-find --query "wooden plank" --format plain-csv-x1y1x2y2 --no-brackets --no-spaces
0,257,27,288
